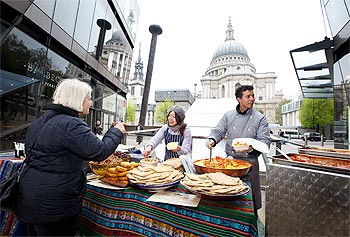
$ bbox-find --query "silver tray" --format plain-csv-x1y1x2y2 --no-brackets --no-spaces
272,153,350,175
298,147,350,159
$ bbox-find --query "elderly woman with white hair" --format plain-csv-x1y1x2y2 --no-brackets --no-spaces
143,105,192,161
15,78,126,237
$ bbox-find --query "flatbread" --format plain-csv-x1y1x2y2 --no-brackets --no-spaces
150,165,173,173
207,172,241,186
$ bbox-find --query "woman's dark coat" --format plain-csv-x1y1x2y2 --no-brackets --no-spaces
15,104,123,224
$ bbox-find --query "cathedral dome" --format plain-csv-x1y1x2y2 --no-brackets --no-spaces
212,20,248,60
213,40,248,58
107,30,128,45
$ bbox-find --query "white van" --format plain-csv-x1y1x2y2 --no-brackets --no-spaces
281,130,302,139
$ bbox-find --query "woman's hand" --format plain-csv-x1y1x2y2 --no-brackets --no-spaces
170,145,181,152
114,121,126,134
142,146,152,158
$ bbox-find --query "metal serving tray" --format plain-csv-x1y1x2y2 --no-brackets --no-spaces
272,153,350,175
298,147,350,159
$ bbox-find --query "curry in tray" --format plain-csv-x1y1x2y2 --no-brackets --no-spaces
272,153,350,171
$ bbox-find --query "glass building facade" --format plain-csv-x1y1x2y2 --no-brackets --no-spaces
322,0,349,149
290,0,349,149
0,0,140,151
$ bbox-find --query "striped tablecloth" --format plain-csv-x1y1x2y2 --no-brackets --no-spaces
78,183,258,237
0,157,27,236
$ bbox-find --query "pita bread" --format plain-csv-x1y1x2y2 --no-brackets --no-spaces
207,172,241,186
150,165,173,173
182,172,249,195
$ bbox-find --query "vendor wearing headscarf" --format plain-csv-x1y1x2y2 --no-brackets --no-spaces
143,105,192,161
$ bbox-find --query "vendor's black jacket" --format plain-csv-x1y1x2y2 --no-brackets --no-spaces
15,104,124,224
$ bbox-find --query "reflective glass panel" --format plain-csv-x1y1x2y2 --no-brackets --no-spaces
33,0,56,18
325,0,350,36
74,0,97,50
0,28,48,151
337,53,350,103
53,0,79,36
88,0,108,56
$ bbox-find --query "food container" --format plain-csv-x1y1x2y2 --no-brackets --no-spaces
89,163,118,177
140,158,158,167
193,158,252,178
272,153,350,174
89,154,123,177
114,150,131,162
166,142,178,150
129,154,144,163
298,147,350,159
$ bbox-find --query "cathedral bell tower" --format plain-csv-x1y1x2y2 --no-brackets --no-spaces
127,44,146,124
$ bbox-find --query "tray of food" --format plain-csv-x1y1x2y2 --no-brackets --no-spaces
193,156,252,178
181,172,250,200
272,153,350,174
298,147,350,159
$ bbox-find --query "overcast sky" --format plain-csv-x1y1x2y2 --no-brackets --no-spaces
131,0,328,102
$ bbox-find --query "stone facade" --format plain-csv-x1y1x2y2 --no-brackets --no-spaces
200,19,283,123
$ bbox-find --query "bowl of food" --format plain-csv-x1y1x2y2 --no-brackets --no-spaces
166,142,178,150
232,141,253,153
113,150,131,162
193,156,252,178
139,157,158,167
89,154,123,177
89,163,117,177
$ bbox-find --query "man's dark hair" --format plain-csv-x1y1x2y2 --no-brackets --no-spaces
235,85,254,98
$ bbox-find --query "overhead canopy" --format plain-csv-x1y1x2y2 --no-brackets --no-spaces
0,70,40,96
185,98,237,137
290,37,334,99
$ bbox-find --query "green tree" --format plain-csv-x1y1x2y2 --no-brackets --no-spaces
299,98,334,132
275,99,291,125
154,99,174,124
125,100,136,123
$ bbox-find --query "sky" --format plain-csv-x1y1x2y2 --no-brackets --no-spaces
131,0,329,102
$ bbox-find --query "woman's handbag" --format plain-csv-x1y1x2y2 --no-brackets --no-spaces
0,163,24,212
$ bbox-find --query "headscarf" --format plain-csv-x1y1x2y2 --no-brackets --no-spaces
167,105,186,132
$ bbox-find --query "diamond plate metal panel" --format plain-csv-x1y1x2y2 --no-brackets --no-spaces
266,164,349,236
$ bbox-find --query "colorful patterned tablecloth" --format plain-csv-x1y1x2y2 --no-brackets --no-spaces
78,183,258,237
0,157,27,236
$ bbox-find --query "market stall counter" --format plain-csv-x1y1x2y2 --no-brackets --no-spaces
77,181,258,237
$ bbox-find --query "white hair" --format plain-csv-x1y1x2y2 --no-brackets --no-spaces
53,78,92,112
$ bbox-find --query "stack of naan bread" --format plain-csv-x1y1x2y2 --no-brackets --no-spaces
182,172,248,195
161,158,184,173
127,165,184,186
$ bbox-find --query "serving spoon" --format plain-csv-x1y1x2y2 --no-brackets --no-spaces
209,147,213,162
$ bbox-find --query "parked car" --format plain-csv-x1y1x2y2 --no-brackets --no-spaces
280,130,302,139
301,132,324,141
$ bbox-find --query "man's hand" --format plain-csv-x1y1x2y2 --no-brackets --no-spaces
205,139,215,149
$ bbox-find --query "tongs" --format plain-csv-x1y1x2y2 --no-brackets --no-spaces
275,147,293,161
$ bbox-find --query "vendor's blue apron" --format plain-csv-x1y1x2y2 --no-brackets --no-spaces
164,128,184,161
